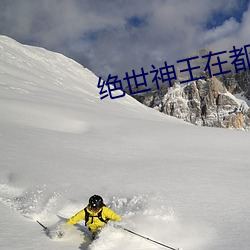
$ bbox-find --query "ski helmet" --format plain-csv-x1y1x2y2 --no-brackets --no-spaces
89,195,104,210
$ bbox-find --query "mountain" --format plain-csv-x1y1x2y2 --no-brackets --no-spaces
127,49,250,130
0,36,250,250
217,69,250,103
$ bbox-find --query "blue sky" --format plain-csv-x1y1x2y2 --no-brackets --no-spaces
0,0,249,80
206,0,249,28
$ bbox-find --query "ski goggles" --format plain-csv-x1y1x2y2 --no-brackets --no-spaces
89,205,101,212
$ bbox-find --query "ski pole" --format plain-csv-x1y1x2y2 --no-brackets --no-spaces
37,220,48,231
122,227,180,250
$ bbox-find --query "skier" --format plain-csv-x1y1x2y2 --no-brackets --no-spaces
66,194,122,239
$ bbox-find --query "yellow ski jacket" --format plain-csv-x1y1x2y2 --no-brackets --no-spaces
67,206,121,233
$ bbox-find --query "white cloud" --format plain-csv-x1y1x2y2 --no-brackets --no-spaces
0,0,249,79
200,18,240,48
201,3,250,55
238,5,250,44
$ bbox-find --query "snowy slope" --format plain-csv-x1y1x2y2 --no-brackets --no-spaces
0,36,250,250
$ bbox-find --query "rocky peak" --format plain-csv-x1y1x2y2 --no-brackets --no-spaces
132,75,250,130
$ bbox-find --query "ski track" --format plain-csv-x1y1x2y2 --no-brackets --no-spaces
0,180,212,250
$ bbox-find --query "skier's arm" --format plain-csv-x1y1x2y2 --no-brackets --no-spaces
104,207,122,222
67,209,85,225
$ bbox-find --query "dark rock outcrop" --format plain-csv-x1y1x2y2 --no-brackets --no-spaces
131,76,250,130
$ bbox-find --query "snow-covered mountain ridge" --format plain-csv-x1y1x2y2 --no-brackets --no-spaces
0,36,250,250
